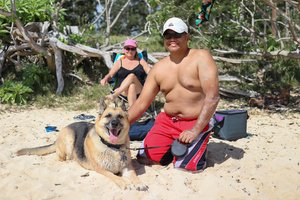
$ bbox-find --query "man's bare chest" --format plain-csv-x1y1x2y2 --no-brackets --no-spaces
159,64,201,93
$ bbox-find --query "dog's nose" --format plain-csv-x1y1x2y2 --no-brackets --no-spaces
110,119,119,128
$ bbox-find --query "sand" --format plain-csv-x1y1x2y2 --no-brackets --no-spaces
0,106,299,200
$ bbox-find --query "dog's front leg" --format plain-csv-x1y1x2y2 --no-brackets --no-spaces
94,167,128,189
121,165,148,191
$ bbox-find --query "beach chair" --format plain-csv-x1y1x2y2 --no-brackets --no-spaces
109,50,148,89
109,50,156,140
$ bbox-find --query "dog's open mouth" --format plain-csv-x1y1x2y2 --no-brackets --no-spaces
108,127,120,137
106,127,121,143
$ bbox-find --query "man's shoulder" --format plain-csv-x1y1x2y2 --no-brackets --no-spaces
190,48,211,56
152,56,169,68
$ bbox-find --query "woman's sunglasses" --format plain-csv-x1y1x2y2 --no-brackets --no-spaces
163,32,186,40
124,47,137,51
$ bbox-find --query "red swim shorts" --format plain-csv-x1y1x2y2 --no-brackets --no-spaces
138,112,210,166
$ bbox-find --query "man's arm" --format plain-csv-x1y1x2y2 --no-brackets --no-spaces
127,67,160,124
140,59,152,74
179,50,219,143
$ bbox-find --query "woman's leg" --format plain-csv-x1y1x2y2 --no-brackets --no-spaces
127,83,137,107
107,74,143,106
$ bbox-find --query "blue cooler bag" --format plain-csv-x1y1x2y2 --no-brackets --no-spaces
213,110,248,141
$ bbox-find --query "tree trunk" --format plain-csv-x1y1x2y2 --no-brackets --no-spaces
49,38,64,95
271,2,278,37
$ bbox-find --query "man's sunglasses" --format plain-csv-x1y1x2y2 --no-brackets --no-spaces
124,47,137,51
163,32,186,39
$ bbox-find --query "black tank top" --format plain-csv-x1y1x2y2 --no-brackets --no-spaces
113,59,147,90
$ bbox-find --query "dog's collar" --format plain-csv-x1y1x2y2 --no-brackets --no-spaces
99,136,122,149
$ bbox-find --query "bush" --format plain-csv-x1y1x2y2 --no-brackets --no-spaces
21,63,55,94
0,81,33,105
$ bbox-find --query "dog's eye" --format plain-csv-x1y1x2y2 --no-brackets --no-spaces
116,114,124,119
105,113,112,118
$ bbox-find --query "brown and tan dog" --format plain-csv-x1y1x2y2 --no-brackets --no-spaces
16,98,147,191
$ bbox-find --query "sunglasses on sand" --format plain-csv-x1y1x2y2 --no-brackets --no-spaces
163,32,186,39
124,47,137,51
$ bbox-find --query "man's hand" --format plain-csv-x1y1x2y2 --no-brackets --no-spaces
178,130,198,144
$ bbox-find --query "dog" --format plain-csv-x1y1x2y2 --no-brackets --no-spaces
16,98,147,191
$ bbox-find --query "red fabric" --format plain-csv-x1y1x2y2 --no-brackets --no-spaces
183,133,210,171
143,112,208,163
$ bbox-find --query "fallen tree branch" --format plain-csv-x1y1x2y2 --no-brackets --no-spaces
213,49,300,59
219,87,255,98
49,38,64,94
214,56,257,64
219,75,242,83
66,73,93,86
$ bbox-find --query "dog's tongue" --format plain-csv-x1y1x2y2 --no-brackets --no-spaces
109,129,118,143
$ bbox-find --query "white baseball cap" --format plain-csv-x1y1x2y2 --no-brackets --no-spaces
163,17,188,34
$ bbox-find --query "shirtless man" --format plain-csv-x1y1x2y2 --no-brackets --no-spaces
128,17,219,170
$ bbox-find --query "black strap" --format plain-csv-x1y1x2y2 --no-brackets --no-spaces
127,144,171,151
159,147,173,166
212,114,224,137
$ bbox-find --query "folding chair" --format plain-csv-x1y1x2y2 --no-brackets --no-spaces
109,50,157,118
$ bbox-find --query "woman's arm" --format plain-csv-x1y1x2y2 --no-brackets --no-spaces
100,60,121,85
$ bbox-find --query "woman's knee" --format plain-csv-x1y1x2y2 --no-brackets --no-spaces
126,84,136,96
126,73,138,81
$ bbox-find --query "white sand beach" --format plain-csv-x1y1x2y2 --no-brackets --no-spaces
0,105,299,200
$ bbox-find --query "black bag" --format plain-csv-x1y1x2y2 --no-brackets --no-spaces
129,118,154,141
213,110,248,141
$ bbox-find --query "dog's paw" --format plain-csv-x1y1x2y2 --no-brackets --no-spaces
125,183,149,191
135,183,149,191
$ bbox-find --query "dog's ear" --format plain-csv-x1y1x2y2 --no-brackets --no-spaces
115,98,127,111
98,97,107,114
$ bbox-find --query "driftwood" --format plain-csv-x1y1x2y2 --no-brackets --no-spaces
213,49,300,59
219,87,256,99
0,19,159,94
49,38,64,94
151,52,260,64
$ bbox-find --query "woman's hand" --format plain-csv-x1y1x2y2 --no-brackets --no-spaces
100,78,107,86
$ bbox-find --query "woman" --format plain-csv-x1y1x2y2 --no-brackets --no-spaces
100,39,151,107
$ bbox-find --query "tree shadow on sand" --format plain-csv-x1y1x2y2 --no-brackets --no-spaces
206,141,245,168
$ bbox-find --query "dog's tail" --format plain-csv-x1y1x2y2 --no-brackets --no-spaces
16,142,56,156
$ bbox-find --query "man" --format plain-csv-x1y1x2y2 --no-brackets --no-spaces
128,17,219,170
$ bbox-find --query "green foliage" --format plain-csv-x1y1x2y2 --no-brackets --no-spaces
61,0,98,27
0,0,67,38
0,81,33,105
119,0,149,35
263,59,300,90
21,63,55,94
0,0,55,23
0,16,9,36
69,34,85,44
146,0,200,33
219,58,300,95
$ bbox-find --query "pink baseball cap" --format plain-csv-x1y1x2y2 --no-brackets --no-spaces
124,39,137,48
